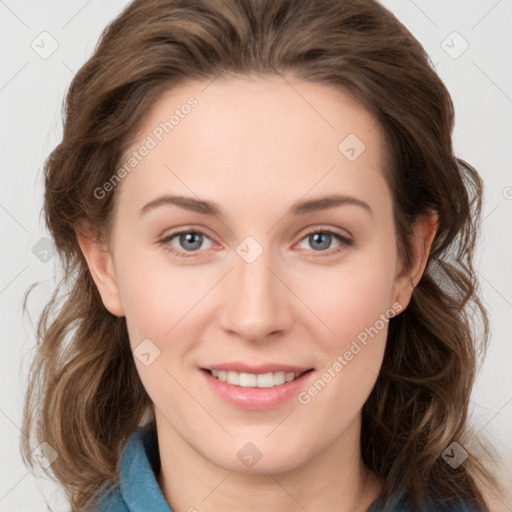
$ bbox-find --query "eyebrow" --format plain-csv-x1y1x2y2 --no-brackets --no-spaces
139,194,373,218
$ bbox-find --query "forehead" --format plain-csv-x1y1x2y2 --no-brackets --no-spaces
115,74,389,220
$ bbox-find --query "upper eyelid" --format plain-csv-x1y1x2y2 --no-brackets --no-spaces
300,225,352,240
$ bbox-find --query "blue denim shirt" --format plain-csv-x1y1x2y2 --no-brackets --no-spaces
91,426,483,511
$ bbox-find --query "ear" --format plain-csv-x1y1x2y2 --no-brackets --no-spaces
390,210,438,312
76,223,125,317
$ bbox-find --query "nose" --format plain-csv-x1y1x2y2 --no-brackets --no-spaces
218,246,294,343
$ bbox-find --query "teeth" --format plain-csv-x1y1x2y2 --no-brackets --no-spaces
210,370,303,388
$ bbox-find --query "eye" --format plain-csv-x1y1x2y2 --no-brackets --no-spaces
159,226,353,259
296,227,353,258
159,229,215,258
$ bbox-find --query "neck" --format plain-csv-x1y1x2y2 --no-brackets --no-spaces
155,411,382,512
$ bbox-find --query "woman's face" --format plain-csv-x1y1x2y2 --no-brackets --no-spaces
82,75,431,473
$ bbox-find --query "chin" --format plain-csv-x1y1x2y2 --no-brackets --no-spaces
206,439,311,475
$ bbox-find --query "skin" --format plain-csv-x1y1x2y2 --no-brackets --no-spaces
78,74,437,512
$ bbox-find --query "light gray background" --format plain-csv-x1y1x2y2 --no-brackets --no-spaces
1,1,511,510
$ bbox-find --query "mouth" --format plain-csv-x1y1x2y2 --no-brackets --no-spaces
201,368,314,389
199,365,316,410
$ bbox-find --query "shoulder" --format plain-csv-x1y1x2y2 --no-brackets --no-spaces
367,489,485,512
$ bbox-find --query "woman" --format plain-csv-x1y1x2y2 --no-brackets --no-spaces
21,0,504,510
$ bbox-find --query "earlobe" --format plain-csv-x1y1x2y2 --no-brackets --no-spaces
391,210,439,311
76,223,125,317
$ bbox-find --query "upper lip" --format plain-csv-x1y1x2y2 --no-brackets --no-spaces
201,362,314,374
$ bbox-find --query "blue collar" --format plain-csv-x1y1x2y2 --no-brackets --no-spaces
119,425,172,511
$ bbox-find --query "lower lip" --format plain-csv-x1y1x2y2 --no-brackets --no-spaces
200,369,315,411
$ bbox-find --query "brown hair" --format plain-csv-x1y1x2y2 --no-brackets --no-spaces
21,0,504,510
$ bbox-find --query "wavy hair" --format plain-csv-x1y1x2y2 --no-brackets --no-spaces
21,0,504,510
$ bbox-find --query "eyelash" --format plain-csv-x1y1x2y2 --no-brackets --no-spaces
159,226,353,259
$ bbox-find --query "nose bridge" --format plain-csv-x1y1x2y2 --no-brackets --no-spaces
219,240,291,341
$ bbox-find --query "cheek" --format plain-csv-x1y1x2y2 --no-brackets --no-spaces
298,250,396,344
113,230,208,337
293,244,397,408
296,263,394,420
